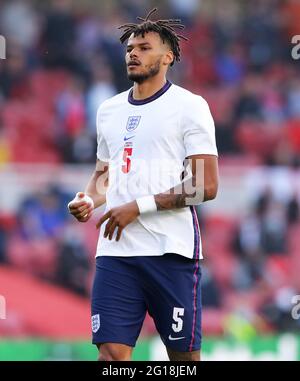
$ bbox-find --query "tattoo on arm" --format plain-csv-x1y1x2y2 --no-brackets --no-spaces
154,176,199,211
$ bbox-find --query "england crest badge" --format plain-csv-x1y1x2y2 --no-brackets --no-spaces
126,116,141,132
91,314,100,333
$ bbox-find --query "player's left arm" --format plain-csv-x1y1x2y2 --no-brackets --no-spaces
154,154,218,209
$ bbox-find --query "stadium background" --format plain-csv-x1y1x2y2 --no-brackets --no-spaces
0,0,300,361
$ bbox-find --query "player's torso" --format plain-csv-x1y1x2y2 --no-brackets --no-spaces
96,85,202,259
101,92,185,162
100,86,188,201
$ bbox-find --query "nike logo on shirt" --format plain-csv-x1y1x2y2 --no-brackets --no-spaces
124,135,135,141
168,335,186,341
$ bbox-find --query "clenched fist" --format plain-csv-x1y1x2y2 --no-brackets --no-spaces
68,192,94,222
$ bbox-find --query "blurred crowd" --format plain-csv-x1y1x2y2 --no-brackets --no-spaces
1,0,300,338
0,0,300,165
0,185,94,296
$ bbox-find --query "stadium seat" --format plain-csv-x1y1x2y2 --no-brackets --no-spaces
235,120,282,158
0,265,90,339
7,237,58,280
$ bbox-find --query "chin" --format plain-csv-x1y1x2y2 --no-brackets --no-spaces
127,73,147,84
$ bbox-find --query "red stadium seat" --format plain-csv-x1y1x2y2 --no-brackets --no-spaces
0,70,73,163
0,213,17,231
7,237,58,280
207,251,238,289
0,265,90,339
235,120,283,158
203,215,239,254
29,70,70,107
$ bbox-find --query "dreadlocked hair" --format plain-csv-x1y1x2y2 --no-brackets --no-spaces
118,8,188,66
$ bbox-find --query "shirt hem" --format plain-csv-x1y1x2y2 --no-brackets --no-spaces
95,251,203,260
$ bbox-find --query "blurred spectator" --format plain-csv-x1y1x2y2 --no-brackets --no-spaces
215,44,245,85
0,131,11,164
260,286,300,332
56,76,86,139
119,0,152,20
261,77,285,123
86,56,117,135
40,0,78,72
0,0,297,166
55,223,91,296
167,0,200,25
75,15,102,58
287,194,300,225
242,0,285,69
233,74,263,122
201,265,222,308
0,44,28,99
0,225,7,263
97,11,131,92
287,79,300,118
212,0,242,51
71,131,96,164
260,200,288,255
17,185,70,241
0,0,41,51
233,212,265,289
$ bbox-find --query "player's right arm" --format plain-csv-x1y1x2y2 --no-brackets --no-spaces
68,159,109,223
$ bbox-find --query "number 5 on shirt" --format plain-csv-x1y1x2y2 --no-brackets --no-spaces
122,146,133,174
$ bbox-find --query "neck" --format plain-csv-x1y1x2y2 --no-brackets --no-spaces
132,75,167,100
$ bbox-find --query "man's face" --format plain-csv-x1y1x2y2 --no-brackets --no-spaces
126,32,173,83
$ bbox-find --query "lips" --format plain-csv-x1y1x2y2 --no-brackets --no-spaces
128,61,140,67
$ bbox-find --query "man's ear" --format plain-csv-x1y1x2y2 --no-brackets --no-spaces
163,50,174,66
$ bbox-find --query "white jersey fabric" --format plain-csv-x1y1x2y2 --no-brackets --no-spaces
95,81,218,259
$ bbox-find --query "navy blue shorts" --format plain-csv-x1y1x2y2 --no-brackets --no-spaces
91,253,202,352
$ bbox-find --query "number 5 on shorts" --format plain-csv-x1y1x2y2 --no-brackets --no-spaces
172,307,184,333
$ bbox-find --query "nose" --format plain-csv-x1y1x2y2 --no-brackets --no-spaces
129,48,138,59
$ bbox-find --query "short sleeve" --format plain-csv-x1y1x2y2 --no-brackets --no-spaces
182,96,218,157
96,106,110,162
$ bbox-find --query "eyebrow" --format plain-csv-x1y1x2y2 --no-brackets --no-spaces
127,42,152,48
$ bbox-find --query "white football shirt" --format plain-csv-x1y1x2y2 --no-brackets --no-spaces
95,81,218,259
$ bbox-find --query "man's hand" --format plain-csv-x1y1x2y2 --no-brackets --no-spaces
96,201,140,241
68,192,94,223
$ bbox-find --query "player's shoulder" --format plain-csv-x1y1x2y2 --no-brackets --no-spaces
171,84,210,109
97,89,130,113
